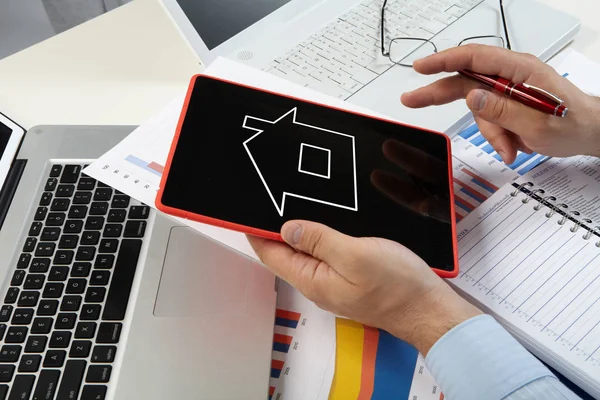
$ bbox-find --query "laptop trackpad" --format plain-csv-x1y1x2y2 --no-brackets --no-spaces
154,227,249,317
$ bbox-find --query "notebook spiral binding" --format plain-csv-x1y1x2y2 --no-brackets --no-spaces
511,181,600,247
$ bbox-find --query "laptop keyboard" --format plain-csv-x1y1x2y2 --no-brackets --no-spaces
0,164,150,400
263,0,483,99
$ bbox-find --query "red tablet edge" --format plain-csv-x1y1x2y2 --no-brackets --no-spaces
156,74,460,278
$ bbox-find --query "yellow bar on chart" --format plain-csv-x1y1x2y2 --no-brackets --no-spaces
329,319,365,400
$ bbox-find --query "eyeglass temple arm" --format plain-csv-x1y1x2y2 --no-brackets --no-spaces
381,0,389,55
499,0,511,50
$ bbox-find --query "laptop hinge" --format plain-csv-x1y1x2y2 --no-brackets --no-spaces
0,159,27,230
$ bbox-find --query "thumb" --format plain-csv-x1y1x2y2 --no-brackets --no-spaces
466,88,545,136
281,221,357,266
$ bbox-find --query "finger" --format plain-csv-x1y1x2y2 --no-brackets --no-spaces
281,221,359,268
381,139,446,183
466,89,548,148
473,117,518,164
401,74,480,108
412,44,548,83
246,234,342,293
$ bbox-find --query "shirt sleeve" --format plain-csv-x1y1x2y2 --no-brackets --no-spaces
425,314,581,400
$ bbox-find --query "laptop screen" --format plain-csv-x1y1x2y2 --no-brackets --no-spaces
175,0,292,50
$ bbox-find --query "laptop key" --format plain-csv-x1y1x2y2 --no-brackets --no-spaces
22,237,36,252
32,369,60,400
90,202,109,216
7,374,34,400
0,325,5,341
41,227,60,241
103,224,122,238
34,207,48,221
24,274,45,290
61,165,81,184
85,287,106,303
75,322,97,339
17,254,31,269
39,192,53,206
42,283,64,299
49,331,71,349
64,220,83,233
85,217,105,231
43,350,66,368
0,365,14,383
37,300,58,316
107,209,126,223
46,213,66,226
71,262,91,277
17,291,39,307
56,360,86,400
0,385,6,400
56,184,75,198
4,288,19,304
35,243,55,257
81,385,107,400
58,235,79,249
86,365,111,383
51,198,70,211
66,279,87,294
103,239,141,320
25,335,48,352
0,306,13,323
10,271,25,286
94,255,114,270
49,266,69,281
54,250,74,265
31,318,53,335
30,258,50,272
98,239,118,254
28,222,42,237
18,355,41,373
91,346,116,363
69,205,88,219
97,323,122,344
76,247,96,261
123,221,146,238
74,191,93,205
50,164,63,177
128,205,150,219
11,308,34,325
45,178,58,192
111,195,130,208
55,313,77,330
94,188,112,201
5,327,27,343
69,341,92,358
80,305,101,321
81,231,101,245
61,295,82,312
90,271,110,286
78,177,96,191
0,345,21,362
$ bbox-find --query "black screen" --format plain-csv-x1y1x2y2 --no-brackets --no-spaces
176,0,291,50
160,76,456,271
0,122,11,159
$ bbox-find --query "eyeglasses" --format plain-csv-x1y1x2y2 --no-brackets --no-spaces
380,0,511,67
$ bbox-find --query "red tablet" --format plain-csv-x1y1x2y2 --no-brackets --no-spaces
157,74,459,277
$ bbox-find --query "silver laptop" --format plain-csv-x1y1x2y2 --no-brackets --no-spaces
160,0,581,131
0,116,277,399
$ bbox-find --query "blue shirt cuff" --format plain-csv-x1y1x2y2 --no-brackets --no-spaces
425,314,554,400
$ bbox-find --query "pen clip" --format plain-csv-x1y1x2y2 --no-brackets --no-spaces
522,83,564,104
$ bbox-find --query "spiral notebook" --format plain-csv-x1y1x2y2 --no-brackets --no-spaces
451,155,600,398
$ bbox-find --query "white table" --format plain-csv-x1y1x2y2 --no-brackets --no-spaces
0,0,598,129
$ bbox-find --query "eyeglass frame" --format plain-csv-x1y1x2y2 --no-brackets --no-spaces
380,0,512,66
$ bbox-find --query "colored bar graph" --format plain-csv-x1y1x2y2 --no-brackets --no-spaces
454,178,488,202
508,151,538,169
371,331,418,399
271,359,285,379
454,196,474,213
518,155,549,175
470,134,487,146
273,333,293,353
275,309,301,329
269,386,275,400
461,169,499,192
482,143,495,154
125,155,164,177
458,124,480,139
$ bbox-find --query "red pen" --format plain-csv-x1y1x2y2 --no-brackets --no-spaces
458,70,568,117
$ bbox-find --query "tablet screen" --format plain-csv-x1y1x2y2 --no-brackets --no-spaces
160,76,456,271
0,113,25,193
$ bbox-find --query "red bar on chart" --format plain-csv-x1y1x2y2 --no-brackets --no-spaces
273,333,293,353
148,162,165,174
275,309,301,329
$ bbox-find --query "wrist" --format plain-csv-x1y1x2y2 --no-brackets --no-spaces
582,95,600,158
390,287,482,356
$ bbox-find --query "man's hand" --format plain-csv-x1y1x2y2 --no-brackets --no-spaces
247,221,481,355
401,44,600,163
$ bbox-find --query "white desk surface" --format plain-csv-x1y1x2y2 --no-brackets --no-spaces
0,0,598,130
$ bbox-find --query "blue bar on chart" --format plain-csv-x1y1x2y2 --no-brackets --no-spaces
125,154,164,177
457,124,550,175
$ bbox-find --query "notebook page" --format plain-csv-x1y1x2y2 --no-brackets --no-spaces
451,177,600,397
